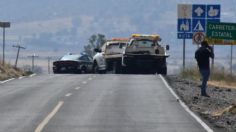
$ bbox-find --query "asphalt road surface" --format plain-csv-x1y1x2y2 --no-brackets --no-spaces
0,74,210,132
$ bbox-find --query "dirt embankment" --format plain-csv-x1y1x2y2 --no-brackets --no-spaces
166,75,236,132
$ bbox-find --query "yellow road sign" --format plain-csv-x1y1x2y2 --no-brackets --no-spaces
206,38,236,45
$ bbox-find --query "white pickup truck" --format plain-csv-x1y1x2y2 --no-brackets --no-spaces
122,34,169,74
93,38,129,73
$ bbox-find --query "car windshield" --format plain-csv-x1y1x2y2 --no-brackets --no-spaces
130,39,155,48
60,55,81,60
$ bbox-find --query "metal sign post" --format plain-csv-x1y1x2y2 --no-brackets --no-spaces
0,22,10,65
3,27,5,65
230,45,233,75
178,5,192,70
183,38,186,70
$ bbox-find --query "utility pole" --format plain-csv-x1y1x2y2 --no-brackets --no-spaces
28,54,39,72
12,44,26,68
47,57,51,74
0,22,10,65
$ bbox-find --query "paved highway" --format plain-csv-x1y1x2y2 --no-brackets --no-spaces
0,74,210,132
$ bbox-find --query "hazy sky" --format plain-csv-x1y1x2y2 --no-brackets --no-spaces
0,0,235,67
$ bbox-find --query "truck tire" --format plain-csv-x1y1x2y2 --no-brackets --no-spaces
53,70,59,74
112,62,123,74
93,63,99,74
93,62,105,74
111,62,118,74
159,67,167,75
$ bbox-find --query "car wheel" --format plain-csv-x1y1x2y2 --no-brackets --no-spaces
53,69,59,74
81,66,87,74
161,67,167,75
158,67,167,75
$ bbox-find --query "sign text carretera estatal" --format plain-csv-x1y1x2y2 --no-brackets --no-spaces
207,22,236,40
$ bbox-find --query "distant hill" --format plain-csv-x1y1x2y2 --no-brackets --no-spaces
0,0,177,52
0,0,235,60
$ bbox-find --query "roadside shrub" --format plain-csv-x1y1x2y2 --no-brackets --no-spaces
180,66,200,80
0,62,32,81
211,68,236,84
181,66,236,87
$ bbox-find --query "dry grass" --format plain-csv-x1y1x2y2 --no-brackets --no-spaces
181,66,236,89
181,66,201,80
208,81,236,89
0,61,30,81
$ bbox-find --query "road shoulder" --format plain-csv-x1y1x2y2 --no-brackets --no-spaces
165,75,236,132
0,73,36,84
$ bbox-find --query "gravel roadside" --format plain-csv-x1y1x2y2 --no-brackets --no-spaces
166,75,236,132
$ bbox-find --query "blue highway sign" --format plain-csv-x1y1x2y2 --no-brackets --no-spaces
192,5,206,18
178,33,193,39
207,5,220,18
207,19,220,23
177,4,220,39
192,19,205,32
178,19,191,32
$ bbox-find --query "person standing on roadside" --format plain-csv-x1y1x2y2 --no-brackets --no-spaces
195,40,214,97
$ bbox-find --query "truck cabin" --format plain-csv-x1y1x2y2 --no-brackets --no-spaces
105,42,127,55
128,34,161,48
104,38,129,55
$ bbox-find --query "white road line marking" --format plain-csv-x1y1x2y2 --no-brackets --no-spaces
30,73,36,77
75,87,80,90
65,93,72,97
0,78,15,84
35,101,64,132
82,81,87,84
18,76,25,79
159,75,213,132
88,77,92,80
93,75,96,78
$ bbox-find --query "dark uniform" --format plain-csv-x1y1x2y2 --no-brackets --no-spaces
195,41,214,97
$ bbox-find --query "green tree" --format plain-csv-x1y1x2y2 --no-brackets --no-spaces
84,33,106,57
